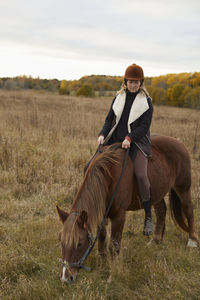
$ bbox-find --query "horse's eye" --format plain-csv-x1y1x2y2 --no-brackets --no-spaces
77,242,82,248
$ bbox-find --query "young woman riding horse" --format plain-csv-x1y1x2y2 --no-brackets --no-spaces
57,65,198,283
98,63,153,236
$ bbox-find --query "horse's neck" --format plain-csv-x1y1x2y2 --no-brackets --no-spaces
70,178,106,235
70,148,125,233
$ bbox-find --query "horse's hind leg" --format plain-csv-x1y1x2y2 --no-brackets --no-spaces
153,199,167,243
175,188,198,246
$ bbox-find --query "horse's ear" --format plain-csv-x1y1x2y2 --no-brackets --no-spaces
78,210,88,227
56,205,69,223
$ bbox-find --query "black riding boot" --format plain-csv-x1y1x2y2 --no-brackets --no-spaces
143,190,153,236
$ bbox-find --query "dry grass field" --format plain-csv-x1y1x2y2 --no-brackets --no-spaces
0,90,200,300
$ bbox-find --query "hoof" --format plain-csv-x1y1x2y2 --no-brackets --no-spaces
187,238,198,248
143,230,153,236
143,216,153,236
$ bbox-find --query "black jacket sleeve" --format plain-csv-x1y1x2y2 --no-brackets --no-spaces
98,97,116,137
128,98,153,143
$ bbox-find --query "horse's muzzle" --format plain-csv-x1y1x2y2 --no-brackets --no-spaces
61,268,77,283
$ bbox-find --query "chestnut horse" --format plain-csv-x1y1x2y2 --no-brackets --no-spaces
57,135,198,283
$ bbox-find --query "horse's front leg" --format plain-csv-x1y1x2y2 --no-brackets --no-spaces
98,222,107,258
109,211,126,259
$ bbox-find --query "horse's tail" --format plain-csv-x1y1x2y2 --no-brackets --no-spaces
169,188,189,233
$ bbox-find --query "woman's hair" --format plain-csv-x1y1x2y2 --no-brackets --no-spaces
117,79,150,97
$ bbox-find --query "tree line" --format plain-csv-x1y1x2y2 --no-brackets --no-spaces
0,73,200,109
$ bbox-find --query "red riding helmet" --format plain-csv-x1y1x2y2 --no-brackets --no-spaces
124,64,144,80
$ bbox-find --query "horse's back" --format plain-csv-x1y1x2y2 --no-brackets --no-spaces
151,134,190,161
150,134,191,189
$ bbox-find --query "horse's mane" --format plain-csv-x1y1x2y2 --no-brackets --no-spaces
62,144,123,247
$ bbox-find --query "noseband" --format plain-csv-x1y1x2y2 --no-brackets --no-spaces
60,228,94,272
60,210,94,271
60,146,130,272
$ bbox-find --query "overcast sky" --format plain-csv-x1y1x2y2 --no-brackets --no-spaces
0,0,199,80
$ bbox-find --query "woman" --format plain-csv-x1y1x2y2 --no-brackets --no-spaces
98,64,153,236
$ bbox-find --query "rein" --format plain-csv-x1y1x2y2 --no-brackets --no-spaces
61,144,130,271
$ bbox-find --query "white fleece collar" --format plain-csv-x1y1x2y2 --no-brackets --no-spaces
112,91,149,133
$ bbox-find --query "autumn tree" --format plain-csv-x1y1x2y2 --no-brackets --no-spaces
150,87,167,105
183,87,200,109
167,84,187,107
59,80,70,95
76,84,95,97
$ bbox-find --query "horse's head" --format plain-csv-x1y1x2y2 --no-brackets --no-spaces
56,206,91,283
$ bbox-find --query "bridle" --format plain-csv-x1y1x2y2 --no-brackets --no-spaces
60,228,94,272
60,144,130,272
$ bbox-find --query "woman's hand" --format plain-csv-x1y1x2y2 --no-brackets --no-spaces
122,138,130,149
97,135,104,145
